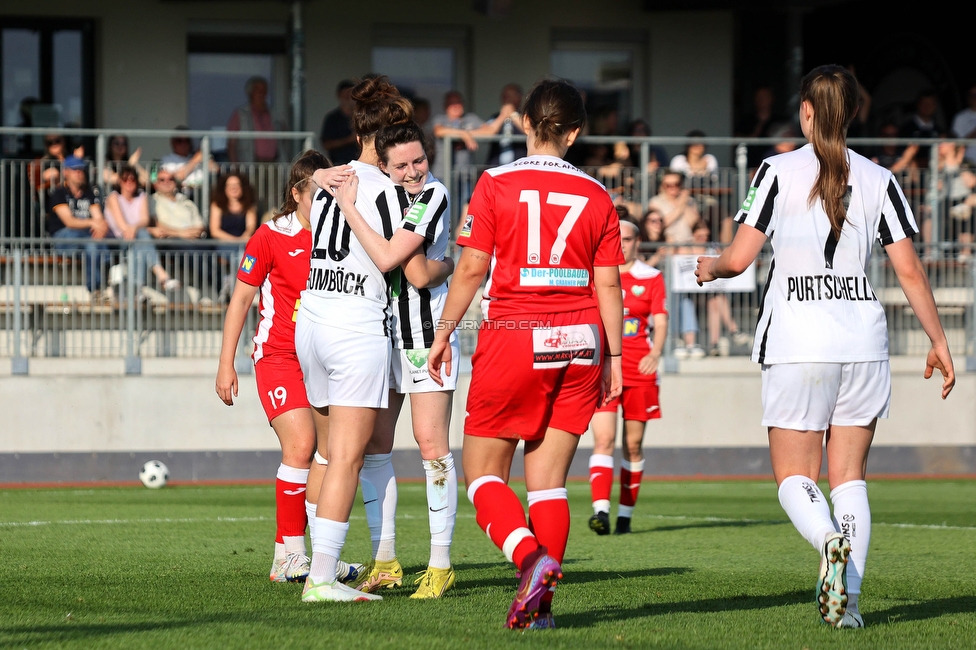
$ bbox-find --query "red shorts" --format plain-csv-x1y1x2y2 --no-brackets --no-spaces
254,354,311,423
595,381,661,422
464,308,604,441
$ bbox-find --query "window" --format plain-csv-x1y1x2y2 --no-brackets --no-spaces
1,18,94,156
550,30,646,133
370,26,469,109
186,22,288,158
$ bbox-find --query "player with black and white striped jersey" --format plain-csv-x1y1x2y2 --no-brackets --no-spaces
697,65,954,629
331,121,460,599
297,76,451,604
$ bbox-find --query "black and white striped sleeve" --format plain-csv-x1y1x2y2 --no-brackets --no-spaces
877,175,918,245
399,182,449,243
734,161,779,235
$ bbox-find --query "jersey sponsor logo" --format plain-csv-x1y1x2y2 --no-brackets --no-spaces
306,267,368,296
631,285,646,296
740,186,758,211
519,267,590,287
287,248,305,257
404,200,428,225
458,213,474,238
240,255,257,273
786,274,877,302
623,317,641,337
532,324,598,368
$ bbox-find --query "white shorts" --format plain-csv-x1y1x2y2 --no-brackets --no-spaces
391,332,459,394
295,314,390,409
761,361,890,430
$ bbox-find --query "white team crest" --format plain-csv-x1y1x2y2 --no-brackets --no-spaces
631,285,646,296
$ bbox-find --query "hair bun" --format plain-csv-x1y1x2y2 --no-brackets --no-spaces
351,75,400,104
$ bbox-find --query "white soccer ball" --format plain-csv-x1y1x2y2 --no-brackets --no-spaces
139,460,169,489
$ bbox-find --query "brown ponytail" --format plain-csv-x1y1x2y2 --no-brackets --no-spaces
800,65,861,238
351,75,414,142
522,78,586,146
272,149,330,222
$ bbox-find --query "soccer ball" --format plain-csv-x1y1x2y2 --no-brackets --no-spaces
139,460,169,489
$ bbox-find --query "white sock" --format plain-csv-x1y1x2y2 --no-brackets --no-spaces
618,504,634,518
589,453,614,514
360,453,397,561
309,517,349,583
424,453,457,569
778,475,837,550
305,500,317,544
282,535,306,556
830,480,870,597
273,541,286,562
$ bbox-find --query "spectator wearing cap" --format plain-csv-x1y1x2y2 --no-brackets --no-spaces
227,76,285,163
46,155,111,297
319,79,359,164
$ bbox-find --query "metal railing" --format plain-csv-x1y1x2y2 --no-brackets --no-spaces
1,127,314,239
0,238,257,373
1,129,975,370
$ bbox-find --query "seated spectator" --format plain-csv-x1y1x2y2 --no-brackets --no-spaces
46,155,111,300
227,76,284,163
160,127,216,196
641,207,667,269
102,134,147,189
486,83,527,166
670,129,724,236
647,169,700,247
209,172,258,300
29,134,69,193
734,85,787,169
871,120,919,173
319,79,359,165
669,130,719,179
759,121,799,161
899,88,944,168
627,119,668,174
951,85,976,166
148,170,207,239
431,89,516,183
103,164,181,293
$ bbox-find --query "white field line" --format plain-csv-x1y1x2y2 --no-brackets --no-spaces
1,513,973,531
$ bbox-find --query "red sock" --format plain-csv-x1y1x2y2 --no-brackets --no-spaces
619,458,645,511
275,465,310,542
589,454,614,512
527,489,570,564
468,476,538,568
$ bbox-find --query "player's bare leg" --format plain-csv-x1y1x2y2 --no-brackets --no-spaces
268,407,315,582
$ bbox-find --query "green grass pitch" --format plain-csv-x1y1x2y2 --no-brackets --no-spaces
1,479,974,649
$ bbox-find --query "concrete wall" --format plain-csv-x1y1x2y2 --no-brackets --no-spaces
1,356,972,483
3,1,733,161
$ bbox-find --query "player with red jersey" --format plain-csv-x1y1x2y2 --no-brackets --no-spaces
428,79,624,629
587,217,668,536
216,150,360,585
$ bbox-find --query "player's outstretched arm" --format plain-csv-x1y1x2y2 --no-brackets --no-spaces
696,222,766,285
428,247,489,385
886,237,955,399
216,281,260,406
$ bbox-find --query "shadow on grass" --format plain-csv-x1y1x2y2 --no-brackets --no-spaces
870,595,976,626
561,589,809,628
630,519,782,534
446,566,691,596
0,621,201,646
